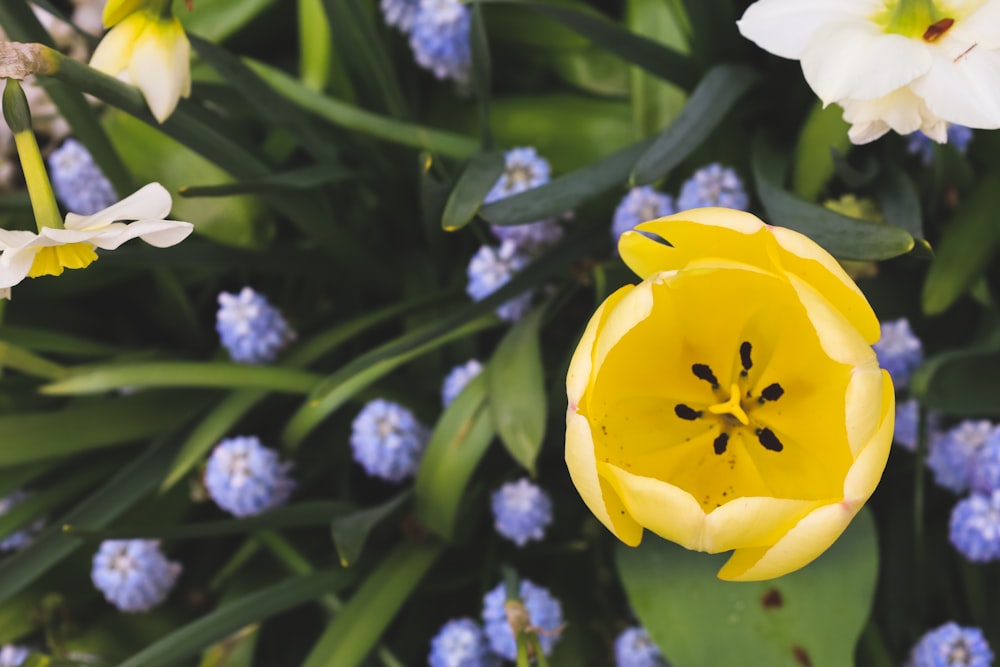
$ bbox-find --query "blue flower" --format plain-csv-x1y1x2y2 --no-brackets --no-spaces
204,436,295,518
872,318,923,388
893,398,942,453
909,622,993,667
971,430,1000,494
907,125,974,164
47,138,117,216
482,579,563,660
611,187,674,248
216,287,296,364
949,490,1000,563
410,0,470,83
0,491,44,552
442,359,483,407
614,626,668,667
91,539,182,613
491,220,563,256
0,645,29,667
491,478,553,547
485,148,551,205
676,164,748,211
350,399,429,482
428,618,500,667
927,420,997,494
466,241,534,322
380,0,419,33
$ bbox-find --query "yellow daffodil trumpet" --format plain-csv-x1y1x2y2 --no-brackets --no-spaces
565,208,894,581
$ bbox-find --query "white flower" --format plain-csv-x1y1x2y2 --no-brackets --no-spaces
90,7,191,123
0,183,193,295
737,0,1000,144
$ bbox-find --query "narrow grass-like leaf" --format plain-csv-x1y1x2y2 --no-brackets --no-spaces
753,135,914,261
480,138,653,225
0,436,180,604
302,542,443,667
0,325,121,358
911,349,1000,416
922,174,1000,315
471,2,493,148
175,0,279,42
631,64,758,184
488,305,547,474
0,391,206,466
161,293,456,492
40,362,321,396
179,164,355,198
415,373,495,539
331,492,411,567
0,463,50,500
117,569,355,667
65,501,354,541
441,151,505,231
246,59,479,158
0,341,67,380
478,0,697,90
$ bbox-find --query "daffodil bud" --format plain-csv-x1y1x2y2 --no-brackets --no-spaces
1,78,31,135
565,208,894,581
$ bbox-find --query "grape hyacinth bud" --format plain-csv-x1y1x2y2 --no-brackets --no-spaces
872,318,923,389
91,539,181,612
204,436,295,517
949,490,1000,563
428,618,500,667
614,626,668,667
490,478,553,547
482,579,563,660
216,287,296,364
908,622,993,667
676,164,748,210
350,399,430,482
442,359,483,407
48,138,117,215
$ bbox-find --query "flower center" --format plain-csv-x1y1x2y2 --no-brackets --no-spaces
878,0,953,40
27,242,98,278
673,341,787,457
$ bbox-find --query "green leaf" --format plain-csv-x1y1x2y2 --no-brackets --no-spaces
415,372,495,540
40,362,321,396
922,174,1000,315
471,2,494,148
488,305,547,473
0,340,67,380
441,151,506,231
173,0,279,42
792,102,851,201
0,392,206,466
301,542,443,667
631,64,759,184
118,569,355,667
331,492,411,567
873,164,925,242
911,349,1000,416
0,325,121,358
178,164,354,198
478,0,698,90
626,0,690,138
752,135,914,261
617,509,878,667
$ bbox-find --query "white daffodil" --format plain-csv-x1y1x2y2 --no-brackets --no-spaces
737,0,1000,144
0,183,193,293
90,1,191,123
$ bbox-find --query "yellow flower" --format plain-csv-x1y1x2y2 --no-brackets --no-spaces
565,208,894,581
90,1,191,123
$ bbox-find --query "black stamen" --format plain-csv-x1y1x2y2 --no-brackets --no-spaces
740,341,752,376
759,383,784,402
713,432,729,455
756,427,783,452
692,364,719,389
674,404,702,421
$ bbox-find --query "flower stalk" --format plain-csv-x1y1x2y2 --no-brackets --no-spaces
2,78,62,231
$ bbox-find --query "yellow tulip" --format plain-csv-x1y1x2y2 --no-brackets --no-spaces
565,207,894,581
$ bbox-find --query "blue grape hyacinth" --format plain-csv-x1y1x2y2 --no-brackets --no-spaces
466,241,534,322
482,579,563,660
350,399,430,482
490,220,563,255
47,138,117,215
428,618,499,667
949,490,1000,563
91,539,182,613
0,491,43,552
873,318,923,388
204,436,295,518
491,478,553,547
611,186,675,247
927,420,997,494
380,0,419,32
907,125,974,164
442,359,483,407
893,398,942,453
0,645,29,667
908,622,993,667
485,147,551,204
614,626,668,667
676,164,748,210
216,287,296,364
410,0,470,83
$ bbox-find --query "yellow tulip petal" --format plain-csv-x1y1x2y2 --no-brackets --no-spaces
567,285,631,406
704,495,828,553
717,501,856,581
566,412,642,545
845,365,887,457
591,278,655,384
844,374,894,503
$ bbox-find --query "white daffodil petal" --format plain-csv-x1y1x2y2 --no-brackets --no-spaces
736,0,881,59
960,1,1000,48
88,219,194,251
841,88,935,139
913,45,1000,129
89,12,144,76
65,183,173,231
127,17,192,123
802,22,931,103
0,248,37,289
0,229,42,251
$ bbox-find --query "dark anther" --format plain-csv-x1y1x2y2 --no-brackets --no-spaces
739,341,752,376
923,17,954,42
756,427,783,452
692,363,719,389
713,432,729,455
759,383,784,402
674,404,702,421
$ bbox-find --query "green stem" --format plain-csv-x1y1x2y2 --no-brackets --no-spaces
3,79,62,230
861,619,893,667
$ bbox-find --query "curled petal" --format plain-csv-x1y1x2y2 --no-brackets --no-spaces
66,183,173,231
843,375,894,503
87,219,194,250
128,16,191,123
